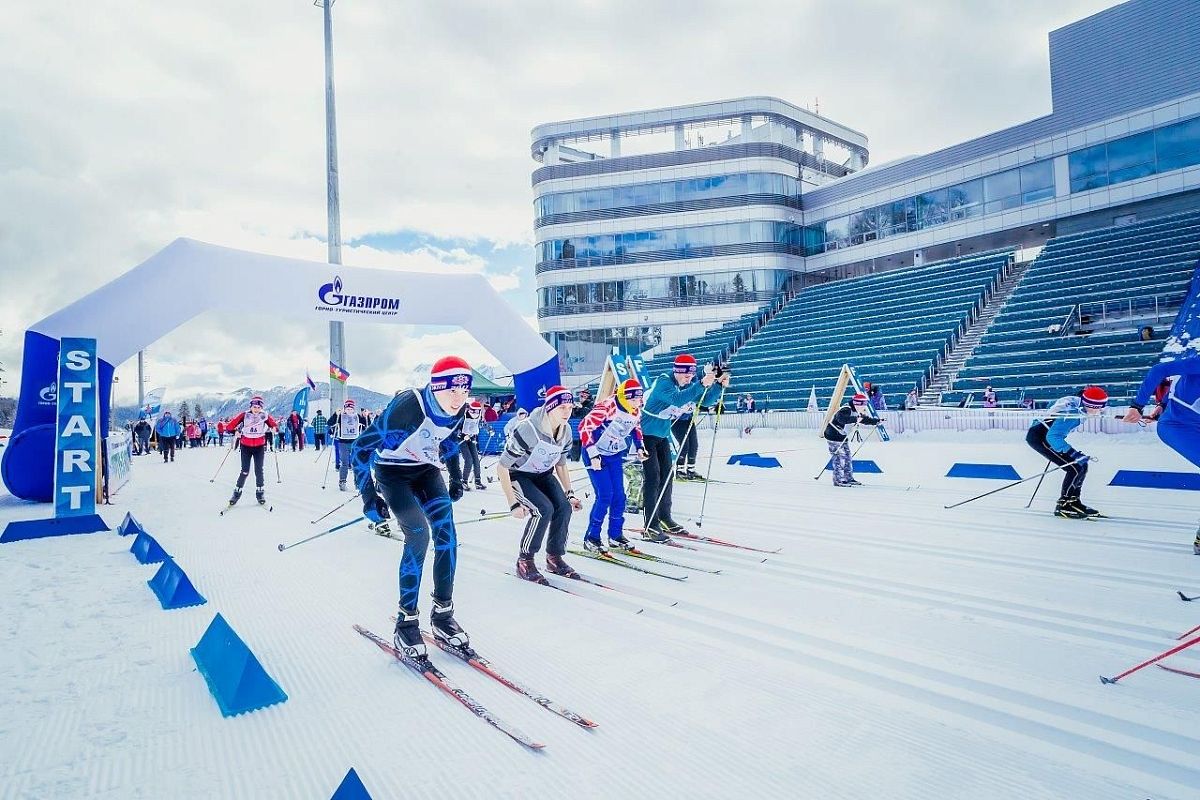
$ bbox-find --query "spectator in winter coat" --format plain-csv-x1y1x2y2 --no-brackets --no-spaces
198,417,209,446
155,412,181,463
983,386,999,409
568,389,594,462
869,385,886,411
905,389,919,410
186,421,201,448
134,418,152,455
311,410,328,451
287,411,305,451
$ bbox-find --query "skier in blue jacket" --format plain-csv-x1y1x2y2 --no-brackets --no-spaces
1024,386,1108,518
639,353,727,541
1126,355,1200,554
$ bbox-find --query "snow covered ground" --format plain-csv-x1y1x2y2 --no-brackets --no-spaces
1,428,1199,799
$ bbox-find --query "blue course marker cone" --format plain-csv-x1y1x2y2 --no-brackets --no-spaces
130,530,169,564
190,613,287,717
330,768,373,800
147,558,207,610
117,512,147,537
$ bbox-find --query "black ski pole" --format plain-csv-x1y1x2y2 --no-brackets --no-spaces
1025,461,1051,508
208,445,235,483
274,446,282,484
320,447,334,490
278,515,364,552
944,456,1089,509
644,383,714,530
696,386,727,528
311,491,361,524
813,424,878,480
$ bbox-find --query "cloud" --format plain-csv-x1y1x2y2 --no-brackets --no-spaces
1,0,1120,401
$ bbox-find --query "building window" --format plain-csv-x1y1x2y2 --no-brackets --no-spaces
1106,130,1156,184
1155,116,1200,172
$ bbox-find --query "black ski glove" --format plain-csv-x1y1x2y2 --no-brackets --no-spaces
448,478,464,502
363,493,390,524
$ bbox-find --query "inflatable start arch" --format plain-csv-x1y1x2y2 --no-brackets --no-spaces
3,238,560,502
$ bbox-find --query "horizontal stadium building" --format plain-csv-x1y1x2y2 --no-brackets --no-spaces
532,0,1200,402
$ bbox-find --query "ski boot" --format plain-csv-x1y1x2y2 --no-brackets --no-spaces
582,537,607,554
370,520,394,538
255,488,266,506
848,479,864,486
1054,498,1088,519
675,467,688,481
228,487,242,506
474,482,486,490
1066,497,1100,517
640,524,671,544
431,599,470,650
393,609,426,660
545,553,579,579
338,480,347,492
1194,539,1200,556
607,536,638,553
660,519,691,537
686,469,705,482
517,552,549,585
462,483,472,492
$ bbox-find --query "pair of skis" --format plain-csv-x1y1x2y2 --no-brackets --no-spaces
568,547,688,581
627,526,780,555
355,624,596,751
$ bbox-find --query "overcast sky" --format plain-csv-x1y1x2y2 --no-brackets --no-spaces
0,0,1119,404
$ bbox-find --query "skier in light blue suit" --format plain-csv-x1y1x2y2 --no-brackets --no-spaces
639,353,726,540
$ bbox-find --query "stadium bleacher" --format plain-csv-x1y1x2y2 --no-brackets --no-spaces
944,209,1200,405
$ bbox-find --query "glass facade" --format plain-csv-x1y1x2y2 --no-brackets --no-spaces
543,327,662,377
1069,116,1200,193
535,172,799,220
538,269,788,316
809,158,1055,253
538,220,802,266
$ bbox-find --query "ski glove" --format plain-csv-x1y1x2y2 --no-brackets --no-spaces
448,478,464,502
363,496,390,524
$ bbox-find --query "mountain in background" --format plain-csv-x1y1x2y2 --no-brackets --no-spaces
113,381,393,425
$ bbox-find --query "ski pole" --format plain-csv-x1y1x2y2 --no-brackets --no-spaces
278,515,365,552
311,491,360,524
1025,461,1051,509
1100,632,1200,684
456,511,511,527
696,386,727,529
274,446,282,484
944,456,1089,509
1179,591,1199,602
644,382,714,530
320,447,334,490
1176,621,1200,641
208,445,235,483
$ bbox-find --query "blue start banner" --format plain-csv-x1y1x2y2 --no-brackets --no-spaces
53,338,99,518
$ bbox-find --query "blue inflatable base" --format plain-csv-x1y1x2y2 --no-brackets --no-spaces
946,463,1022,480
727,452,782,468
823,459,882,473
1,514,110,543
331,768,373,800
1109,470,1200,491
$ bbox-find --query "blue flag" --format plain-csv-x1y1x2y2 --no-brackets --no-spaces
293,387,310,420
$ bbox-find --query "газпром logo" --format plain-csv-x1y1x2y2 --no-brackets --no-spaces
39,383,57,404
317,276,401,316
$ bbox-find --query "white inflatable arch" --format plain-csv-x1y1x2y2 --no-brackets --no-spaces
3,238,559,501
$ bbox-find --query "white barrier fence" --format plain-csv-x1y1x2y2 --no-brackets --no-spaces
105,429,133,497
693,408,1138,435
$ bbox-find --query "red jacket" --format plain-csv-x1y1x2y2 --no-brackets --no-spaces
225,410,279,447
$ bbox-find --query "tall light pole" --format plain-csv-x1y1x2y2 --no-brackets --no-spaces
317,0,346,411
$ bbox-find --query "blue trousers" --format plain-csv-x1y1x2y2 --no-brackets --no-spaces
585,454,626,542
1158,408,1200,468
376,464,457,614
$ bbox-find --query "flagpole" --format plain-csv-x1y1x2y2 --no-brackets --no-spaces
317,0,347,413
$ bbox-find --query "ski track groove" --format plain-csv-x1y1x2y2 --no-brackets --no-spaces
3,441,1198,798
